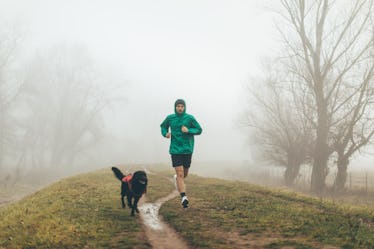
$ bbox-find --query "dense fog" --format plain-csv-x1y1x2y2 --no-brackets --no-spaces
0,0,373,191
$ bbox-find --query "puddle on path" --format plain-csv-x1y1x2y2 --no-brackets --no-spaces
139,190,178,231
139,186,189,249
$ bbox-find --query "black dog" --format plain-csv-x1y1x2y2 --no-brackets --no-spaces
111,167,148,216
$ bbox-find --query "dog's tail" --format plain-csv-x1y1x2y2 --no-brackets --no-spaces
111,167,125,181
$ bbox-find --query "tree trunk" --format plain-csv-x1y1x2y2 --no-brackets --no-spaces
311,138,329,193
311,93,329,194
284,162,301,186
334,154,349,192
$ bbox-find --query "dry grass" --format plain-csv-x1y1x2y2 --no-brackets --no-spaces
1,164,374,249
0,166,173,249
160,174,374,249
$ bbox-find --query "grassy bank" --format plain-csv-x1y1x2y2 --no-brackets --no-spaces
2,166,374,249
0,166,173,249
160,175,374,249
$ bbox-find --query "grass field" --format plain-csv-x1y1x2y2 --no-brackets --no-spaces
160,175,374,249
0,166,172,249
1,166,374,249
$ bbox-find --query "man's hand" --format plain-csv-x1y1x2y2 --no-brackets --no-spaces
165,132,171,138
181,126,189,133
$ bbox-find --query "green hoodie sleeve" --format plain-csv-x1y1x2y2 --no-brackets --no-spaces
160,116,170,137
188,117,202,135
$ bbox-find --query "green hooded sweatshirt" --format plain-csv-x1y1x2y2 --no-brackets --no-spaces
160,99,202,154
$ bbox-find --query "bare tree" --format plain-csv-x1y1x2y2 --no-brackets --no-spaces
0,25,20,175
331,64,374,191
277,0,374,193
244,62,314,186
16,45,114,171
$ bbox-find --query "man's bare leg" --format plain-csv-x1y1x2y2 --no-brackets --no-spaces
174,166,185,193
175,166,189,208
184,167,189,178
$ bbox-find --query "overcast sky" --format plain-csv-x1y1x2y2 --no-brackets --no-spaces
1,0,372,169
0,0,281,164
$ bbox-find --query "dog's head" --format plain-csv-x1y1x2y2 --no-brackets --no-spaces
131,170,148,196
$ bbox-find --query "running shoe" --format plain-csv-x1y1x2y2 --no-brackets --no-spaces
181,196,189,208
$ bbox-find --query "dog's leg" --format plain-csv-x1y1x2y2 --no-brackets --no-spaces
127,195,133,208
121,183,126,208
131,206,135,216
134,196,140,214
130,196,136,216
121,194,126,208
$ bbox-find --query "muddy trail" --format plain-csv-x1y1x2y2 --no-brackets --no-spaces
1,168,190,249
138,170,190,249
139,189,189,249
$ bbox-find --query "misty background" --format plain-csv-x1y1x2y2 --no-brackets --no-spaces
0,0,373,193
1,1,273,167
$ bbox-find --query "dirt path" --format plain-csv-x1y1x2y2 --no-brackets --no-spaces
0,190,37,208
0,198,14,207
139,182,190,249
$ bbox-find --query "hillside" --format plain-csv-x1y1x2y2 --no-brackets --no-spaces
0,166,373,249
0,167,173,249
161,176,374,249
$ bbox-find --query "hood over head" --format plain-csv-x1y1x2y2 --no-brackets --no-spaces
174,99,186,115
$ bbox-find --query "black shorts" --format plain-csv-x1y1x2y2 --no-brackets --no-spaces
171,154,192,168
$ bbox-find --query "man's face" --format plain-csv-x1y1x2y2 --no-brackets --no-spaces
176,104,185,114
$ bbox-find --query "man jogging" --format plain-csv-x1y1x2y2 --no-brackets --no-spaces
160,99,202,208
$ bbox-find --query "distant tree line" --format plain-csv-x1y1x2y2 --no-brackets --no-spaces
0,28,123,184
245,0,374,194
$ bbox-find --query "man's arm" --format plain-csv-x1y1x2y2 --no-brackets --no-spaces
160,117,170,137
187,117,202,135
